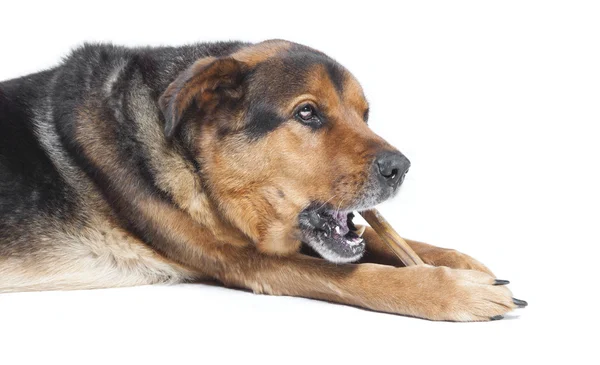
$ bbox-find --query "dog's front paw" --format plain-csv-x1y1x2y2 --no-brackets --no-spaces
406,266,524,321
419,248,495,277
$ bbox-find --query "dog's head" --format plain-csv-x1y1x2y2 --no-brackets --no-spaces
159,40,410,263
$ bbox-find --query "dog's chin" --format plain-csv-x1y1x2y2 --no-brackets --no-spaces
298,206,366,264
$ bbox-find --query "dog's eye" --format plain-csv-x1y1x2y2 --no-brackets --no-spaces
298,105,315,120
296,104,322,126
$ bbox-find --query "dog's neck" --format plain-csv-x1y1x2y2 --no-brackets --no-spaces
155,148,252,247
131,107,252,248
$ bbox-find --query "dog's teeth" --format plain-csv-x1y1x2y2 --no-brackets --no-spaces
348,237,364,247
356,226,366,237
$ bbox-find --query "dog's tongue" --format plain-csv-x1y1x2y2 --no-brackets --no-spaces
331,211,350,236
307,209,352,237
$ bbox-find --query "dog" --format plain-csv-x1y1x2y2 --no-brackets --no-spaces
0,39,526,321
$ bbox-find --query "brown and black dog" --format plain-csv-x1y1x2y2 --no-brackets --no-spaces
0,40,526,321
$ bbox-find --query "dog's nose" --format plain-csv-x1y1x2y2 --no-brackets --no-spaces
375,151,411,188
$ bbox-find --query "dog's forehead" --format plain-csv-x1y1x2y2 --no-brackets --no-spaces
249,49,368,112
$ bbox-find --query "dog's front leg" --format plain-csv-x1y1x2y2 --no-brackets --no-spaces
359,226,495,276
206,245,517,321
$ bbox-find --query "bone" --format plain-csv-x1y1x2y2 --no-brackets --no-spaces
359,209,424,266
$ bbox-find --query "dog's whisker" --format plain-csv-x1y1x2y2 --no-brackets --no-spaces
313,194,338,212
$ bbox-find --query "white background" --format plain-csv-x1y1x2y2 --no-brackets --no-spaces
1,1,599,364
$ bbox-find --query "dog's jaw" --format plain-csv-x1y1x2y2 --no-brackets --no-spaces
298,207,366,263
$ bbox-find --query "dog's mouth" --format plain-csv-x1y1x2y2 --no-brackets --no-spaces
298,205,366,263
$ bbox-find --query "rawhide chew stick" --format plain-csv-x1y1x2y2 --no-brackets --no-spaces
359,209,424,266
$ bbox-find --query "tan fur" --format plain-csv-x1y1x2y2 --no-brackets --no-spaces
231,39,292,66
0,216,192,292
203,244,515,322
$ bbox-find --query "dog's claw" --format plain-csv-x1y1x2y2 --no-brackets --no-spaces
513,298,528,308
490,315,504,321
494,279,510,285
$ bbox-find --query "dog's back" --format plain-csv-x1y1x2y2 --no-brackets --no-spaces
0,43,249,291
0,69,72,252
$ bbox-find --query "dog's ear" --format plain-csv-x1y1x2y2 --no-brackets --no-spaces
159,57,246,139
